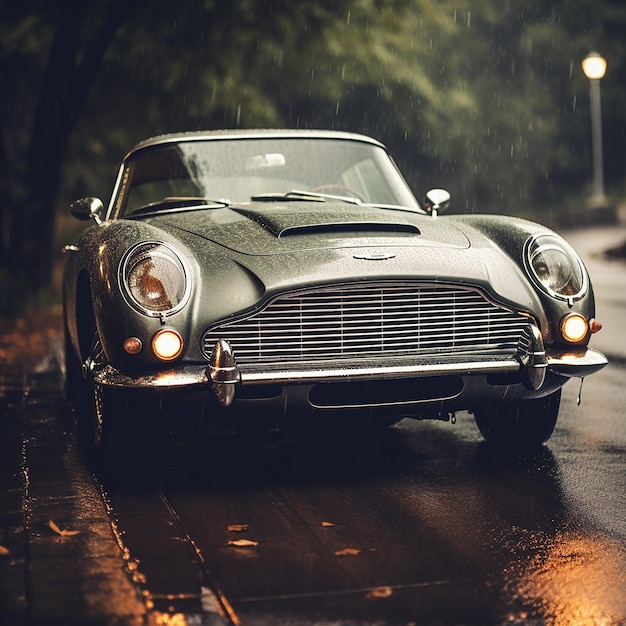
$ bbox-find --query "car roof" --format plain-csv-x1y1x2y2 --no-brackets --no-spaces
127,129,386,158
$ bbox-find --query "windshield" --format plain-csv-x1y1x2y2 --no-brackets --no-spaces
112,137,422,217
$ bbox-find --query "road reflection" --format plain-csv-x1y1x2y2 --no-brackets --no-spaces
99,418,626,625
471,441,626,625
506,529,626,624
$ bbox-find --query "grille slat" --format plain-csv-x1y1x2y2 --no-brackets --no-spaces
202,283,530,363
225,311,520,329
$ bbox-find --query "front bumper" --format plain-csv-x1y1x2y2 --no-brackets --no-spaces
88,337,608,407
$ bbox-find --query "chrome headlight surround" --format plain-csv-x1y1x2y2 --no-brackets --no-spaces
120,241,191,317
524,233,588,301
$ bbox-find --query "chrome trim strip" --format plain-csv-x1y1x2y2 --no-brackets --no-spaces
547,347,608,377
237,356,521,384
91,364,209,389
520,323,547,390
129,130,386,154
90,356,522,389
209,339,237,407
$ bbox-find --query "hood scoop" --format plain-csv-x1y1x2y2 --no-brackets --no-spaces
154,202,469,256
232,205,420,239
279,222,420,238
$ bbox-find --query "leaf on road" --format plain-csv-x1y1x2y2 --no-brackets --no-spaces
321,521,336,527
0,545,9,555
48,519,80,537
227,524,249,532
334,547,361,556
228,539,258,547
366,586,393,599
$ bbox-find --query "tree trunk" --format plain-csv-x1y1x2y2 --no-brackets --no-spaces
11,2,85,293
2,0,143,310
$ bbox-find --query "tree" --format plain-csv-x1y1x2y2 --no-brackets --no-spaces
0,0,356,314
2,0,625,315
0,0,146,313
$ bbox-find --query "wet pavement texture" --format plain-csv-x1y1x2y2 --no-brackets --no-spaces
0,319,146,625
1,221,626,625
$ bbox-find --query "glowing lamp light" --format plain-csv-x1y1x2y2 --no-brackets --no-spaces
152,329,183,361
560,313,588,343
581,52,607,80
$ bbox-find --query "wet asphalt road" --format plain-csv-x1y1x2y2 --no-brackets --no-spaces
105,361,626,626
1,223,626,625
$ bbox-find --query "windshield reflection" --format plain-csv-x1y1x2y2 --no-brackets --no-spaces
114,137,421,217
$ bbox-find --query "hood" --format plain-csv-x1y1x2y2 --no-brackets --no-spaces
150,201,470,255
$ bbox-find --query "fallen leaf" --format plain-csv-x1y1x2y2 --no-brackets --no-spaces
48,519,80,537
321,521,336,528
228,539,258,547
0,545,9,555
366,586,393,599
227,524,249,532
334,547,361,556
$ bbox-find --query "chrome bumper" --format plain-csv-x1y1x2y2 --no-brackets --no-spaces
88,337,608,408
547,348,609,378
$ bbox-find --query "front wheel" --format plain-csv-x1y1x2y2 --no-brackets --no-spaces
66,325,159,474
473,389,562,452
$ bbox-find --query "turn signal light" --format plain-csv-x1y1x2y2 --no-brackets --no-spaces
123,336,143,355
152,329,183,361
589,318,603,334
560,313,588,343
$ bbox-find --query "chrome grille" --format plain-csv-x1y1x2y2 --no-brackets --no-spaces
202,283,531,363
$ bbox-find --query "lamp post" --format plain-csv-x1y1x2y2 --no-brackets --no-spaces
581,51,608,209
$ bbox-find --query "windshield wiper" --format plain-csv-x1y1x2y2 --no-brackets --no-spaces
130,197,230,216
250,190,361,205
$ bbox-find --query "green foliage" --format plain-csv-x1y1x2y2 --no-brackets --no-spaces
1,0,626,310
60,0,626,216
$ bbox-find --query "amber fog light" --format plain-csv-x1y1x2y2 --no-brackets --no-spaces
560,313,588,343
152,329,183,361
124,337,143,355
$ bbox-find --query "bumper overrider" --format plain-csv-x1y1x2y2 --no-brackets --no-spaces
87,325,608,408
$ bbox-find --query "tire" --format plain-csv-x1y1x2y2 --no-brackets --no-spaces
65,321,158,475
64,322,100,449
473,389,562,452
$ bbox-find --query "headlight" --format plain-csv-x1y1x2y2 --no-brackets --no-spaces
121,242,190,316
525,233,587,301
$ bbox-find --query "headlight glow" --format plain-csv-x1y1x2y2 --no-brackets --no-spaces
560,313,589,343
152,329,183,361
121,242,190,316
525,234,587,301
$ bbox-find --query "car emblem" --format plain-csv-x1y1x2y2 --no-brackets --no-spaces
353,251,396,261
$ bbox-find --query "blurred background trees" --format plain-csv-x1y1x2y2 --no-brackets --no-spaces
1,0,625,313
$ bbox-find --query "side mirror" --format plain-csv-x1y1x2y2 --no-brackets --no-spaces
423,189,450,216
70,197,104,224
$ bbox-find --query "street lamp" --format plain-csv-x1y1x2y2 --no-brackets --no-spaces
581,51,608,208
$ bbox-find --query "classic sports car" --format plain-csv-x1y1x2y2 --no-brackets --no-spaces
63,129,607,460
